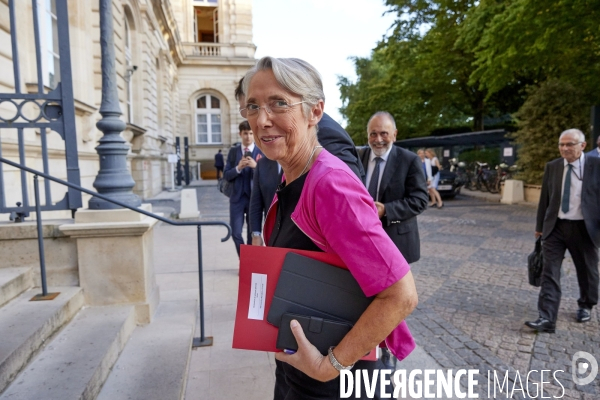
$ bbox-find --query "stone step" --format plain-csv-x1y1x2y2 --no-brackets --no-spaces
97,300,197,400
0,304,136,400
0,286,83,394
0,267,32,308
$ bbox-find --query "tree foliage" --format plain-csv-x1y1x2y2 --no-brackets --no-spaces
511,80,589,184
464,0,600,101
338,0,600,182
338,0,528,144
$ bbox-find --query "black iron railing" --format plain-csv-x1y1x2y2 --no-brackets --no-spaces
0,155,231,348
1,0,82,217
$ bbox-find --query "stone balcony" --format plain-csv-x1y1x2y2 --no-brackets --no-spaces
181,42,256,64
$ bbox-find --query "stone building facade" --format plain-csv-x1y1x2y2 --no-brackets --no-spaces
0,0,254,220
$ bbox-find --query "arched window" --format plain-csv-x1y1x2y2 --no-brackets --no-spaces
195,94,222,144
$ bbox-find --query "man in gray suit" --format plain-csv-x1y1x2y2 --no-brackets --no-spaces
587,135,600,158
526,129,600,333
360,111,429,263
360,112,428,369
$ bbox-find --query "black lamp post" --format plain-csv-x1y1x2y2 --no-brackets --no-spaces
89,0,141,209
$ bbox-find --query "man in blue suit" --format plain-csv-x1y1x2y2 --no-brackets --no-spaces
587,135,600,158
223,121,263,257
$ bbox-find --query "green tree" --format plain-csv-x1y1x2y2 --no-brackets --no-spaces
338,0,527,143
464,0,600,102
338,50,397,144
511,80,589,184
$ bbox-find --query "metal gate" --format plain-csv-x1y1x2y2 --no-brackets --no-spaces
0,0,81,219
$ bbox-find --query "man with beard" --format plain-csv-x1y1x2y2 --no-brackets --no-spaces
359,111,429,368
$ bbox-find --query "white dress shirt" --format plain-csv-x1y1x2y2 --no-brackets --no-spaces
365,145,393,201
558,153,584,220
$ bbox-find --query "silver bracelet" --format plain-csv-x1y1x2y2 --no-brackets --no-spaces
328,346,354,371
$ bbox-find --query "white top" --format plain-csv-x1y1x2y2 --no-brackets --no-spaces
558,153,584,220
366,145,393,201
423,157,432,181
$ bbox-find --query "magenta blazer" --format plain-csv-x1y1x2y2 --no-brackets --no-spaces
263,150,416,361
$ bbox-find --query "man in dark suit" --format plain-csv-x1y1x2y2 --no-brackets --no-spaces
223,121,263,257
526,129,600,333
360,111,428,369
318,113,365,181
360,111,429,263
587,135,600,158
214,150,224,179
249,157,281,246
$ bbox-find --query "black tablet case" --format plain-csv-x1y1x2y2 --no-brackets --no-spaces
267,252,374,327
276,313,353,355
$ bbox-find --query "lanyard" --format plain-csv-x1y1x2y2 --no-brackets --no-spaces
568,154,583,181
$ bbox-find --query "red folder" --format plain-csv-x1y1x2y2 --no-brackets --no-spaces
232,245,377,361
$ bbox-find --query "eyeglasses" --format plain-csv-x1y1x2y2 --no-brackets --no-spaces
369,131,390,139
241,100,305,118
558,142,583,148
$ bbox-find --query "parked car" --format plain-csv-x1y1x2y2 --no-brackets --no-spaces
436,169,462,198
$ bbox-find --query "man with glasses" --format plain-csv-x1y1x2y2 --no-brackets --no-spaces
526,129,600,332
359,111,429,368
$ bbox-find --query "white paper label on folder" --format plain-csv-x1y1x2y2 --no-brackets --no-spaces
248,273,267,320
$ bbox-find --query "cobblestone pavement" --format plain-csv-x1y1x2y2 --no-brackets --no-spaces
151,185,600,399
411,197,600,399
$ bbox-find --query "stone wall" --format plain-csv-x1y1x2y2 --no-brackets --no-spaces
0,221,79,286
0,0,255,222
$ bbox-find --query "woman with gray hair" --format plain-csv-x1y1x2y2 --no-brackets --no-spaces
242,56,418,399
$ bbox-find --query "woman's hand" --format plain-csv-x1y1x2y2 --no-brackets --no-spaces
274,319,340,382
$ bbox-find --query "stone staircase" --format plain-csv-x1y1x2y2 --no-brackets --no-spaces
0,266,197,400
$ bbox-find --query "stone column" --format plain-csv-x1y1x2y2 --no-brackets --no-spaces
89,0,141,210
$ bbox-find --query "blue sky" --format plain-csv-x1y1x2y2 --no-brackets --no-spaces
252,0,396,126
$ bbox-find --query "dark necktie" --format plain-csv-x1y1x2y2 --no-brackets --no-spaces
561,164,572,213
368,157,383,201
